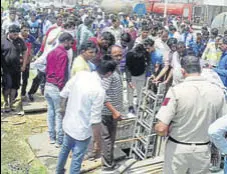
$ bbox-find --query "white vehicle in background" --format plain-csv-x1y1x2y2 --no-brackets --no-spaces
211,12,227,34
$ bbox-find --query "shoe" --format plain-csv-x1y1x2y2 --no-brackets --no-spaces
3,103,11,112
27,93,34,102
209,166,221,172
55,143,62,148
49,139,56,144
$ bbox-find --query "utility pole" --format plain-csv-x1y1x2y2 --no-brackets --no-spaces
164,0,168,18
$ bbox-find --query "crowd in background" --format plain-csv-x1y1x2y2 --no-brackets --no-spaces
1,1,227,174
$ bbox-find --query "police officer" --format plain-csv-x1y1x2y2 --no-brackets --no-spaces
155,55,227,174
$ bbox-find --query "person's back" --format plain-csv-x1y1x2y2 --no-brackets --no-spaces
170,77,225,143
62,71,104,140
126,44,149,77
45,45,68,90
155,55,227,174
56,56,117,174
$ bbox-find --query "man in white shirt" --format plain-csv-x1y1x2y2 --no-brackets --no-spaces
56,56,117,174
103,18,124,43
2,8,20,34
134,25,149,47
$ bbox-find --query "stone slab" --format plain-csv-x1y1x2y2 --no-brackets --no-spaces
28,132,60,173
28,132,127,174
23,98,47,113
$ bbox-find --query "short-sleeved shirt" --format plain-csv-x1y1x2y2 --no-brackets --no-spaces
102,69,123,116
28,20,40,39
60,71,105,140
1,36,27,72
156,76,227,143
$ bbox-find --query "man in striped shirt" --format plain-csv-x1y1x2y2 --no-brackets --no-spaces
101,45,124,172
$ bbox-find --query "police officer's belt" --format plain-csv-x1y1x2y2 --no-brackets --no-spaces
169,136,210,145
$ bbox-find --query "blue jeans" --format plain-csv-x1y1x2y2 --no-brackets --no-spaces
44,83,63,144
56,134,91,174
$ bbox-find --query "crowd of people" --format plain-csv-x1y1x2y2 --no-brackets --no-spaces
1,2,227,174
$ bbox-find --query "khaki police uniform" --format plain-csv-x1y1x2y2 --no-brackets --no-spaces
156,76,227,174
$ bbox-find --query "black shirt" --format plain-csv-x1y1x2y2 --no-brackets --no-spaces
1,36,27,72
126,51,150,77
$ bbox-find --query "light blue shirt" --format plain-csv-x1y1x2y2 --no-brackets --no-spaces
208,115,227,154
180,32,193,48
150,49,163,74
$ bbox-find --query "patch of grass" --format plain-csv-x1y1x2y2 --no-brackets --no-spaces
29,160,47,174
1,114,48,174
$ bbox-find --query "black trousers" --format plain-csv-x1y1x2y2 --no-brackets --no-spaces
2,67,21,90
101,115,118,169
21,64,30,96
28,70,46,95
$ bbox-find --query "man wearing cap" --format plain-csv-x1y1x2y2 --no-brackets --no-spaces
155,56,227,174
213,36,227,87
1,24,28,112
2,8,20,34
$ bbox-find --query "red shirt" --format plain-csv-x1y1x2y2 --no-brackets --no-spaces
72,40,77,52
46,45,68,90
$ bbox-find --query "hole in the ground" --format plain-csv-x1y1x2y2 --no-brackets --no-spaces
121,148,131,157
